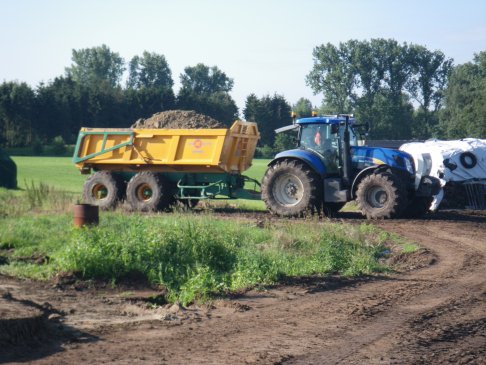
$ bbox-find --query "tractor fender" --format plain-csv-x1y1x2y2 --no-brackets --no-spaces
350,165,391,199
269,149,327,176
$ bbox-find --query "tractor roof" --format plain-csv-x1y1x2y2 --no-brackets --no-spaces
296,116,356,125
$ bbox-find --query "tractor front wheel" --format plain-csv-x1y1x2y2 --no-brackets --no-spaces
356,172,407,219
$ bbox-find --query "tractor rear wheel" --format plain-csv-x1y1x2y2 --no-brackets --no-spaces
356,172,407,219
83,171,122,210
126,172,173,212
262,160,321,217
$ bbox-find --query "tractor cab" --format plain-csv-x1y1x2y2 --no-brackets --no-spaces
296,116,360,175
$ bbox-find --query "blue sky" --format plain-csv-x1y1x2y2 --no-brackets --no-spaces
1,0,485,115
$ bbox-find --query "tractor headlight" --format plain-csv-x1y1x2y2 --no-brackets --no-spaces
405,157,414,174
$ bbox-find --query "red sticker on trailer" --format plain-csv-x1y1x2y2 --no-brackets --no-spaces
193,139,202,149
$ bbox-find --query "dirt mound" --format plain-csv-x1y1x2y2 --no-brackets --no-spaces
131,110,225,129
387,248,437,272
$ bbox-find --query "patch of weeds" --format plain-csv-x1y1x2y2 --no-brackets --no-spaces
401,243,419,253
3,212,397,305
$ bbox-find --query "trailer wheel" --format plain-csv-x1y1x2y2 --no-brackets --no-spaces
356,172,407,219
83,171,122,210
402,196,433,218
262,160,321,217
126,172,173,212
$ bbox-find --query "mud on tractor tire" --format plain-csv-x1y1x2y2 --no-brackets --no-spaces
262,160,321,217
356,172,408,219
126,172,174,212
83,171,123,210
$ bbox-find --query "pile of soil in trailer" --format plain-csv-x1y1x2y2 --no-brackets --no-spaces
131,110,225,129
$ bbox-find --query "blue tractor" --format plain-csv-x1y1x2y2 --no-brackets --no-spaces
261,115,440,218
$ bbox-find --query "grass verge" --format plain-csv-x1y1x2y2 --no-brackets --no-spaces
0,212,393,305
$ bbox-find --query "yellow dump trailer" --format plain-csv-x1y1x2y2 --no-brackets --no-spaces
74,120,259,174
73,121,260,211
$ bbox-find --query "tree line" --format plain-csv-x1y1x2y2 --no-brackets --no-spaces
307,40,485,140
0,40,484,152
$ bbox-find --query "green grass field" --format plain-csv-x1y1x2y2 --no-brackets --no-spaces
12,156,271,193
13,156,87,193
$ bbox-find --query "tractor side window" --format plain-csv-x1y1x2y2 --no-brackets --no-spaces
299,124,339,174
300,124,339,154
339,126,358,146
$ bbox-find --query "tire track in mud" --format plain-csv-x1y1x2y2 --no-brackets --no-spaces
290,217,486,365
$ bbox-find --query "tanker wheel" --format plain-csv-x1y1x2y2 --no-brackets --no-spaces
356,172,407,219
402,196,433,218
126,172,173,212
83,171,122,210
262,160,321,217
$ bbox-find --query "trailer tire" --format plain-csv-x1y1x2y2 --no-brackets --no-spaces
459,151,477,169
356,172,407,219
402,196,433,218
83,171,122,210
126,172,173,212
262,160,321,217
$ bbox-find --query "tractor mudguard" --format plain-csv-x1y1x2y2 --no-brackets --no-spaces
350,165,382,199
270,149,327,176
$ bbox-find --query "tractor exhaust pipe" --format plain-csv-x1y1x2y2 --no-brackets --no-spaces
341,115,352,187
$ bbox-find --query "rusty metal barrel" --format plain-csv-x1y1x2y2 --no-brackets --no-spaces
73,204,99,227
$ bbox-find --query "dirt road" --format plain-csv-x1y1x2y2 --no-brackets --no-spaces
1,211,485,364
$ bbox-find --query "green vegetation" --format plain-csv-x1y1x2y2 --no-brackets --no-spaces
0,211,391,305
307,39,455,139
0,157,407,305
12,156,86,192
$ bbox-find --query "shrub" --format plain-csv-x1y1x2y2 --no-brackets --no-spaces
51,136,67,155
256,145,275,159
32,138,44,155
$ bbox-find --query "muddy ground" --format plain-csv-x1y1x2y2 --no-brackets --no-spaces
1,210,485,364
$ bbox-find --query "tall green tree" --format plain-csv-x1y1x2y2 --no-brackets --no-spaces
180,63,234,94
125,51,175,121
177,64,238,125
406,45,453,138
0,82,36,147
65,44,125,88
127,51,173,89
243,94,292,146
35,77,82,142
292,97,313,117
306,42,356,113
306,39,453,140
439,52,486,138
